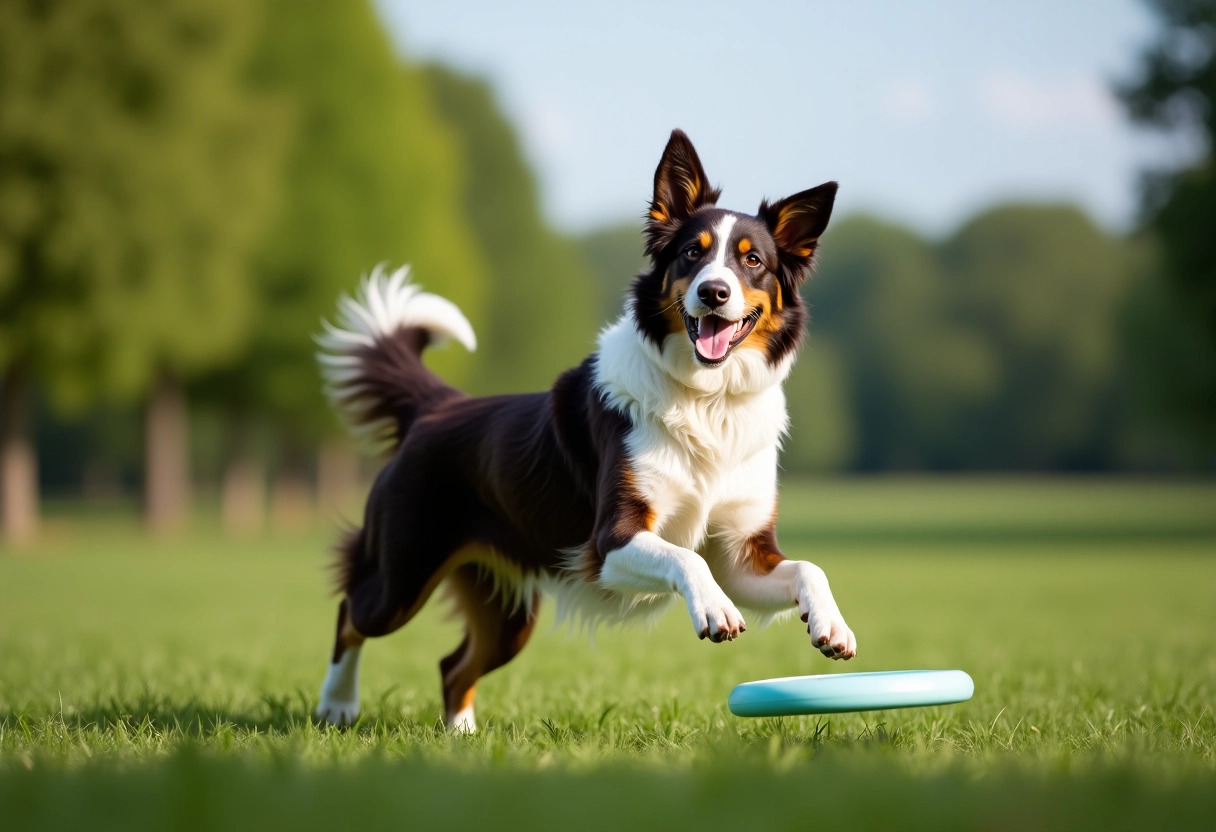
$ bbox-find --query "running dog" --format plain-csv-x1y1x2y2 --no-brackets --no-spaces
315,129,854,731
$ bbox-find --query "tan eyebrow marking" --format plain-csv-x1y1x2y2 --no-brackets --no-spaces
738,238,752,254
698,230,712,249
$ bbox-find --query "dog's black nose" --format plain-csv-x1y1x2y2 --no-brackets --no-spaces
697,279,731,308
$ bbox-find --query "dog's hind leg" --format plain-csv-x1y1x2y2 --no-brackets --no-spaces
439,563,540,733
316,516,460,726
317,598,366,725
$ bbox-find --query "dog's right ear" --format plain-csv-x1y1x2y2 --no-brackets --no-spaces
644,130,720,257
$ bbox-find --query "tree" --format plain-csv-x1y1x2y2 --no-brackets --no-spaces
803,208,1133,472
579,223,649,325
193,0,488,531
424,65,599,395
0,0,284,539
1117,0,1216,451
809,216,998,470
569,204,1138,473
781,339,857,473
939,206,1133,469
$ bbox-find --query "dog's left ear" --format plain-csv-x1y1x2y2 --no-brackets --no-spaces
759,182,838,284
644,130,721,257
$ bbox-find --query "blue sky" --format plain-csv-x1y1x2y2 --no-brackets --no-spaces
377,0,1187,236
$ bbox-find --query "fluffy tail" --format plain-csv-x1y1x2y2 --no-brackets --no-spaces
316,265,476,454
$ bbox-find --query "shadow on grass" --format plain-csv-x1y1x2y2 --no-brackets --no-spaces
1,694,913,759
0,690,451,741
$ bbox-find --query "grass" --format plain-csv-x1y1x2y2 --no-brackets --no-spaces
2,478,1215,829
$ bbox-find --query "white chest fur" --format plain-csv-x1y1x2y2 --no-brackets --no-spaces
594,316,792,554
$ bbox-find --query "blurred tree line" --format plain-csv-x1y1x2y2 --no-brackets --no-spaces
1116,0,1216,463
582,206,1200,474
1,0,1212,545
0,0,594,542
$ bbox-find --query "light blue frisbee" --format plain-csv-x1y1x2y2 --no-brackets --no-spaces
728,670,974,717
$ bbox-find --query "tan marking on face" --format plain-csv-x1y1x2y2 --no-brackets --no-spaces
660,273,694,335
737,238,752,254
735,286,783,352
698,230,712,250
774,281,783,310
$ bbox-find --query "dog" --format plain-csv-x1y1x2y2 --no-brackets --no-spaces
314,129,855,731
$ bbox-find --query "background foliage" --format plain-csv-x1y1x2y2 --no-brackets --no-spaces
0,0,1212,532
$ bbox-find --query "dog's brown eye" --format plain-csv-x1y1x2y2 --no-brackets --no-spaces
684,246,702,259
744,253,762,267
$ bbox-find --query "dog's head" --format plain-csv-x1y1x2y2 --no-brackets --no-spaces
631,130,836,375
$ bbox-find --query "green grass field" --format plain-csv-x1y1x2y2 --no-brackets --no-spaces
2,479,1215,830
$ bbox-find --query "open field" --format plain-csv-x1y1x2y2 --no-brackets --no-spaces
2,478,1215,829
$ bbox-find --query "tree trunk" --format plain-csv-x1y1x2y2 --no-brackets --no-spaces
221,444,266,538
144,374,191,535
1,370,38,546
270,468,314,533
317,438,359,518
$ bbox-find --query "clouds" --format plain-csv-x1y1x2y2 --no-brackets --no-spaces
519,102,576,157
880,72,1121,133
881,79,937,125
977,72,1121,131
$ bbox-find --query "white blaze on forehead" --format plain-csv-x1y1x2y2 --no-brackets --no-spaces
706,215,737,271
685,215,745,320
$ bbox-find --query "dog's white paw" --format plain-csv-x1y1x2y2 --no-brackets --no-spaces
803,609,856,660
316,647,362,726
688,590,747,643
792,562,855,660
316,697,360,726
446,706,477,734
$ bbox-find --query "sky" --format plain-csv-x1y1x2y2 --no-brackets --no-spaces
376,0,1189,237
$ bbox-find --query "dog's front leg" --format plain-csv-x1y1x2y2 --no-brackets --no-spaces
599,531,746,642
718,526,857,659
784,559,856,659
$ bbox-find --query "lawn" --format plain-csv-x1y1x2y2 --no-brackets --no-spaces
2,478,1214,830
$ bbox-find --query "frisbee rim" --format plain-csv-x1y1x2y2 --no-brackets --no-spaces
728,669,974,717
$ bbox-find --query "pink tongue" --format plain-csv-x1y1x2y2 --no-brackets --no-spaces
695,316,734,361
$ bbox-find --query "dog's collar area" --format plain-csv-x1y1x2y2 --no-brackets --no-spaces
683,307,761,365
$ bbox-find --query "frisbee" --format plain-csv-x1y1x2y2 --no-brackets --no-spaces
728,670,974,717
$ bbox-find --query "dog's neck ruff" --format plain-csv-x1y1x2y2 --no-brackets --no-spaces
594,311,792,462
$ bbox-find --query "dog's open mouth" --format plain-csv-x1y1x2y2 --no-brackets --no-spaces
683,308,761,365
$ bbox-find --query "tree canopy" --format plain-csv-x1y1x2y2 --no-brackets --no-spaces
199,0,487,438
425,65,599,396
0,0,284,410
1117,0,1216,451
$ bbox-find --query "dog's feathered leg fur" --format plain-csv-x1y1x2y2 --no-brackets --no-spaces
439,565,541,732
314,266,477,727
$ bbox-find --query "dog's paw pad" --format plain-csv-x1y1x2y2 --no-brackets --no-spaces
316,700,360,726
